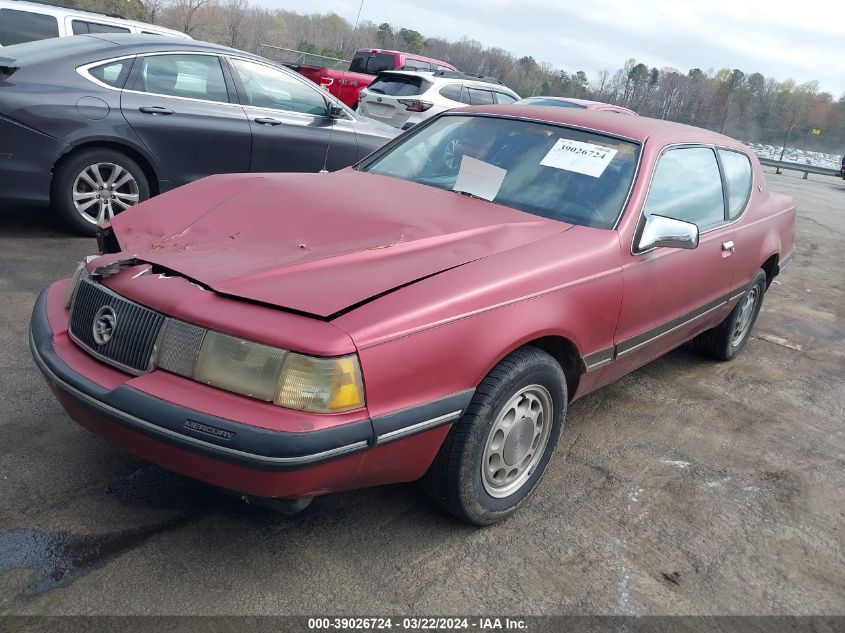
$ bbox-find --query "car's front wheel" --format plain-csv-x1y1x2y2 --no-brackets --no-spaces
52,148,150,236
693,268,767,361
422,346,567,525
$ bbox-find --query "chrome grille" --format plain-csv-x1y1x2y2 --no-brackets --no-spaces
155,319,205,377
69,279,166,374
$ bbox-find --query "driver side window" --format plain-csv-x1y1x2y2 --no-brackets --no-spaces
643,147,725,230
229,58,327,116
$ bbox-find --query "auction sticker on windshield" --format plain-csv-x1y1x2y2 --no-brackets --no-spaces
540,139,618,177
453,155,507,201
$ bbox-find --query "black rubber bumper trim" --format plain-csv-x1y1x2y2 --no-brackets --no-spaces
30,289,473,470
372,389,474,445
582,347,615,373
615,292,733,358
30,289,371,470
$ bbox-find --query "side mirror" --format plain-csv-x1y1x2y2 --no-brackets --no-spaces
327,103,345,118
636,214,699,252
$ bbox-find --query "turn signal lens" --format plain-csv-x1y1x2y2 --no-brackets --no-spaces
275,353,365,413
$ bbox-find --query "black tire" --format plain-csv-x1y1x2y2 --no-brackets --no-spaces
421,346,567,525
51,148,150,236
692,269,767,361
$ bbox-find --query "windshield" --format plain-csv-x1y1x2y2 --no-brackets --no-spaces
368,75,425,96
360,115,641,229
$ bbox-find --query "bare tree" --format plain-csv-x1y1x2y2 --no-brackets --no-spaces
144,0,168,24
171,0,208,36
224,0,248,47
592,69,610,98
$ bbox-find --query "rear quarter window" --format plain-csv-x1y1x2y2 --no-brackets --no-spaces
718,149,752,220
367,75,424,96
0,9,59,46
438,84,462,102
88,59,132,88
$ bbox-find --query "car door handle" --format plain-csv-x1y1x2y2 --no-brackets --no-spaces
255,117,282,126
722,241,736,253
138,106,174,115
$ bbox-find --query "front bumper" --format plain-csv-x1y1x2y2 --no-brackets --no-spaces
30,285,473,499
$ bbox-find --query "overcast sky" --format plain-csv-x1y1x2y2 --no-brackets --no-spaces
254,0,845,97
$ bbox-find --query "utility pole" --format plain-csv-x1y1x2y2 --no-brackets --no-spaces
776,111,798,174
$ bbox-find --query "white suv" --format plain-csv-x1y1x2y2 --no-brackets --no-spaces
0,0,189,47
357,70,519,129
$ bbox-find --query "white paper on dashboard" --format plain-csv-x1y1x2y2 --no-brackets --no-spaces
540,139,618,178
453,155,507,201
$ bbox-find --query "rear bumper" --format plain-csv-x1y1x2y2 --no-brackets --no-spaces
0,114,67,206
30,285,473,498
358,101,411,129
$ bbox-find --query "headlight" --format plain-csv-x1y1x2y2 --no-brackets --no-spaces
194,331,289,402
64,256,97,308
162,327,366,413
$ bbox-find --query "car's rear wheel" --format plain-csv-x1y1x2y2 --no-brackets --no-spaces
422,346,567,525
692,269,767,361
52,148,150,236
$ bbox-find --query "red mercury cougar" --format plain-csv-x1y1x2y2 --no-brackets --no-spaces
30,106,796,525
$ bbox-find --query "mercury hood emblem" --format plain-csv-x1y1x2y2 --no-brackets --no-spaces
92,306,117,345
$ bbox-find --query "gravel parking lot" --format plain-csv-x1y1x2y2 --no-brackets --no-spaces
0,168,842,616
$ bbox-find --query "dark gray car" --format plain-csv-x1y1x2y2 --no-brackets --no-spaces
0,34,398,234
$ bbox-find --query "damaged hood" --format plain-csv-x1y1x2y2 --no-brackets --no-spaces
107,170,570,317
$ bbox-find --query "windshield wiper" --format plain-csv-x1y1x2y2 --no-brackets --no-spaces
452,189,489,202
